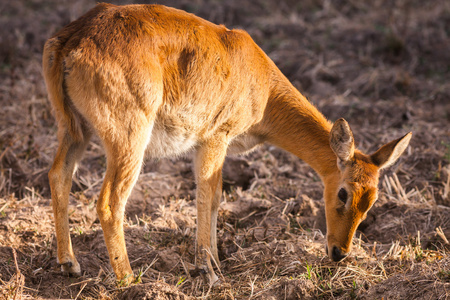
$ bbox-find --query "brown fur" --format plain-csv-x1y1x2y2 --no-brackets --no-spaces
43,3,412,285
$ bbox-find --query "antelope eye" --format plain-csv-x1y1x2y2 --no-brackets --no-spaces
338,188,348,204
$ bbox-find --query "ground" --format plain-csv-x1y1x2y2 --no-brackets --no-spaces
0,0,449,299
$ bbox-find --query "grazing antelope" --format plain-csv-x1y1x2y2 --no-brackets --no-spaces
43,3,411,285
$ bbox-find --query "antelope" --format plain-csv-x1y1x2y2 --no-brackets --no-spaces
43,3,412,285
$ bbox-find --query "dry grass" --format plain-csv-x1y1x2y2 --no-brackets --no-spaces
0,249,27,300
1,0,450,299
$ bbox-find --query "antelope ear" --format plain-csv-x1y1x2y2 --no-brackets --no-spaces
371,132,412,169
330,118,355,167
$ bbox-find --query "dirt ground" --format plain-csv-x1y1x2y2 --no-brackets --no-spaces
1,0,450,299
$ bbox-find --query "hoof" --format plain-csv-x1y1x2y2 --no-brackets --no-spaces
117,274,135,287
209,272,219,287
190,265,219,286
189,265,208,278
60,261,81,277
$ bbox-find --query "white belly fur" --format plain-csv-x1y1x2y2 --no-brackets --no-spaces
145,122,262,159
145,122,198,158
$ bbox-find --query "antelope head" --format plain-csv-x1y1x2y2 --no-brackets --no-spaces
324,118,411,261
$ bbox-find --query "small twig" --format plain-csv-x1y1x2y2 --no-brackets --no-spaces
12,248,24,300
203,247,225,283
443,167,450,200
140,257,159,278
435,227,449,244
393,173,408,202
74,282,87,300
68,278,96,287
0,202,9,214
372,241,377,259
248,275,258,299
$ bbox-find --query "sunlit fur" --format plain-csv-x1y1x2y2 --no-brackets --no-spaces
324,151,380,255
43,3,411,285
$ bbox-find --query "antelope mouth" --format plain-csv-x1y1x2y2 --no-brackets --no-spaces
326,245,348,262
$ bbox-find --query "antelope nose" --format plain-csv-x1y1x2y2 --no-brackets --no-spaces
331,246,347,262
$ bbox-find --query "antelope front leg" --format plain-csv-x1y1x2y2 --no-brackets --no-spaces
194,136,228,285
